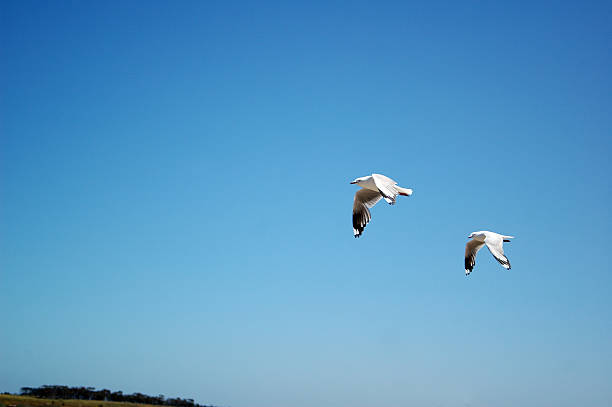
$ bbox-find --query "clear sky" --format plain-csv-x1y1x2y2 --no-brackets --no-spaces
1,1,611,407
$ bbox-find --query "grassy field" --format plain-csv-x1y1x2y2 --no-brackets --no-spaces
0,395,157,407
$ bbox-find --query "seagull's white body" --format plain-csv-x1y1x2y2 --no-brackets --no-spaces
351,173,413,237
465,230,514,275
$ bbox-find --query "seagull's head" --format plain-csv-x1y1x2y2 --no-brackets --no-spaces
350,177,367,185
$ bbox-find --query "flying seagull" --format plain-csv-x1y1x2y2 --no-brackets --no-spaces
350,173,413,237
465,231,515,275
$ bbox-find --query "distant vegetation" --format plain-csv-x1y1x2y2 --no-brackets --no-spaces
0,394,153,407
0,386,215,407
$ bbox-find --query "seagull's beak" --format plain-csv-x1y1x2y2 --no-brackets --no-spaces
350,181,356,184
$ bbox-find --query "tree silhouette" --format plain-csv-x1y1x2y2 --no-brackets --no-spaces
19,386,215,407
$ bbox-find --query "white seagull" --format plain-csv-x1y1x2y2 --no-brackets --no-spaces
465,231,515,275
350,173,413,237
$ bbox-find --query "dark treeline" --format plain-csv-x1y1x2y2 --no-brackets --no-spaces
19,385,215,407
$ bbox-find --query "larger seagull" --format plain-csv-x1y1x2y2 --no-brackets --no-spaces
350,173,413,237
465,231,515,275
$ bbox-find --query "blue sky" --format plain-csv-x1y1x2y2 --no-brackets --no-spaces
1,1,611,406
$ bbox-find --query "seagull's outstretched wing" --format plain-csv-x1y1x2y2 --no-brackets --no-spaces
465,239,485,275
485,239,511,270
352,189,383,237
371,173,399,205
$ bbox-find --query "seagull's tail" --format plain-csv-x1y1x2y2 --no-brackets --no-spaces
395,186,413,197
503,235,515,242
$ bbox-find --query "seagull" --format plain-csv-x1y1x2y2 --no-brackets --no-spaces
350,173,413,237
465,231,515,275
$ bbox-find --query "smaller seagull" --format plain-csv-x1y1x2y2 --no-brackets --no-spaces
465,231,515,276
350,173,413,237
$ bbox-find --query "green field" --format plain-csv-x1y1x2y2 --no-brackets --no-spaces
0,395,158,407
